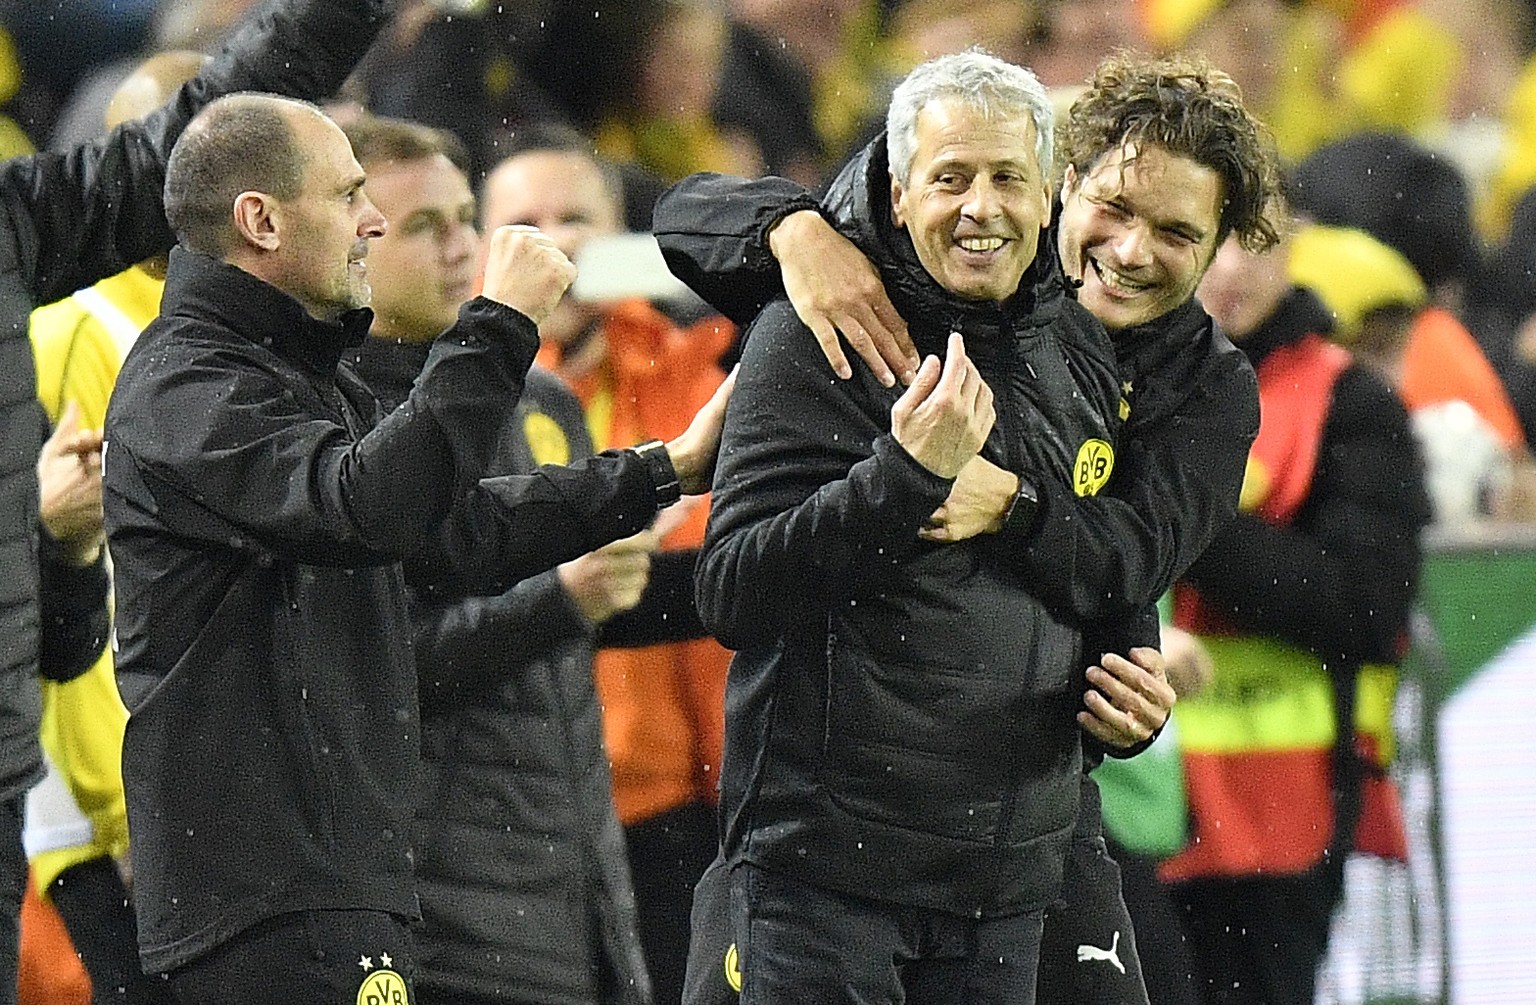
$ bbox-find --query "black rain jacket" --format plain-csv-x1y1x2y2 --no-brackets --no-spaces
698,137,1121,917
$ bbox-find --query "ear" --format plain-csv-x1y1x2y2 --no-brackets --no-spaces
232,191,281,252
1039,180,1053,228
1060,163,1079,200
890,173,907,230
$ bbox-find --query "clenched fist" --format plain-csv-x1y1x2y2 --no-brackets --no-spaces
481,224,577,325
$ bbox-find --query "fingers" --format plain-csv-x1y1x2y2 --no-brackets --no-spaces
836,314,892,387
807,316,854,381
42,402,103,461
669,366,738,495
891,354,941,424
869,299,918,383
936,331,968,394
651,495,702,540
55,400,81,436
481,224,577,323
1083,651,1174,748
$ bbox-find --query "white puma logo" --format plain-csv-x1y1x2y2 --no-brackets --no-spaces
1076,930,1125,974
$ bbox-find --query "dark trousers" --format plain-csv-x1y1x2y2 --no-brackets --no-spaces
731,862,1044,1005
167,909,416,1005
0,796,23,1005
51,855,172,1005
1168,861,1344,1005
1105,837,1199,1005
625,800,717,1005
1037,835,1151,1005
680,852,734,1005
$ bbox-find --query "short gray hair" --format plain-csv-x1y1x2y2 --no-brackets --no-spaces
886,50,1054,185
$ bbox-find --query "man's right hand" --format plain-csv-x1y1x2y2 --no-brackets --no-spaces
891,332,994,479
481,224,577,325
769,210,918,387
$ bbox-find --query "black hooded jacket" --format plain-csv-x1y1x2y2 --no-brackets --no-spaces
697,137,1122,916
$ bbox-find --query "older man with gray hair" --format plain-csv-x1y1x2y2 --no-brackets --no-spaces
694,51,1121,1004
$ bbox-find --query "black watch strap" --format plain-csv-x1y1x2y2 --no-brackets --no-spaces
632,439,682,509
1003,475,1040,534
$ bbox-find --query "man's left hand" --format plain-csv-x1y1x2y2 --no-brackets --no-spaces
1078,647,1175,750
38,401,105,567
665,366,738,495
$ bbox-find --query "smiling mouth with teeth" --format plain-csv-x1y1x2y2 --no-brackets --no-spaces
957,236,1006,253
1091,258,1150,294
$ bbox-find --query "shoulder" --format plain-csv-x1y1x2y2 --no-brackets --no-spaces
1330,362,1411,434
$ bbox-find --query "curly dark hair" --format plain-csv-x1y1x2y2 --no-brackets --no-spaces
1058,51,1283,253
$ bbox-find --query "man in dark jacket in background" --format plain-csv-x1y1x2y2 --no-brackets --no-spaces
698,51,1125,1004
1167,211,1430,1005
102,94,729,1002
0,0,397,998
338,113,656,1005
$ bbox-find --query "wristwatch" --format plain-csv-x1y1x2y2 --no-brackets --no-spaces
1002,475,1040,533
631,439,682,509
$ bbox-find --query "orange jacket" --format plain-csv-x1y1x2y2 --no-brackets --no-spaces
539,300,735,824
1400,306,1526,450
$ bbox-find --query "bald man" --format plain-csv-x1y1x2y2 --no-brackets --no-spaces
103,93,728,1003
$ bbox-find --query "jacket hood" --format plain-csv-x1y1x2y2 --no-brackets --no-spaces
819,132,1069,355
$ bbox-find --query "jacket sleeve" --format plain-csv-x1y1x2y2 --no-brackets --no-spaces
412,569,591,710
1000,348,1259,620
35,529,109,684
404,447,669,597
652,172,820,326
696,302,953,650
128,298,538,566
1183,366,1431,665
597,549,708,647
0,0,397,308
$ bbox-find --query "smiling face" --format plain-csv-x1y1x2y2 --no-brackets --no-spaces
359,153,479,342
1056,142,1224,331
890,98,1052,303
274,110,387,319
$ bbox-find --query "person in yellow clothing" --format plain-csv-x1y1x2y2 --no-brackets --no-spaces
22,51,205,1005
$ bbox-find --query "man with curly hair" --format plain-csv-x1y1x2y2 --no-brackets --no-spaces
653,51,1284,1005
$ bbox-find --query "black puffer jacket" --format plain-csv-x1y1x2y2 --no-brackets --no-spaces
0,0,397,810
698,137,1122,917
349,339,651,1005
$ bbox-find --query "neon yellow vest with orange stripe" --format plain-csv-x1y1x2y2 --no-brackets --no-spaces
1162,333,1406,881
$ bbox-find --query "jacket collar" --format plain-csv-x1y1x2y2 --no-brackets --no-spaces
160,246,374,375
1110,296,1213,379
819,133,1066,355
1240,287,1335,368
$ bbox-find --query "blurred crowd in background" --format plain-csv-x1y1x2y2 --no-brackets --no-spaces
2,3,1535,1005
3,0,1536,533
